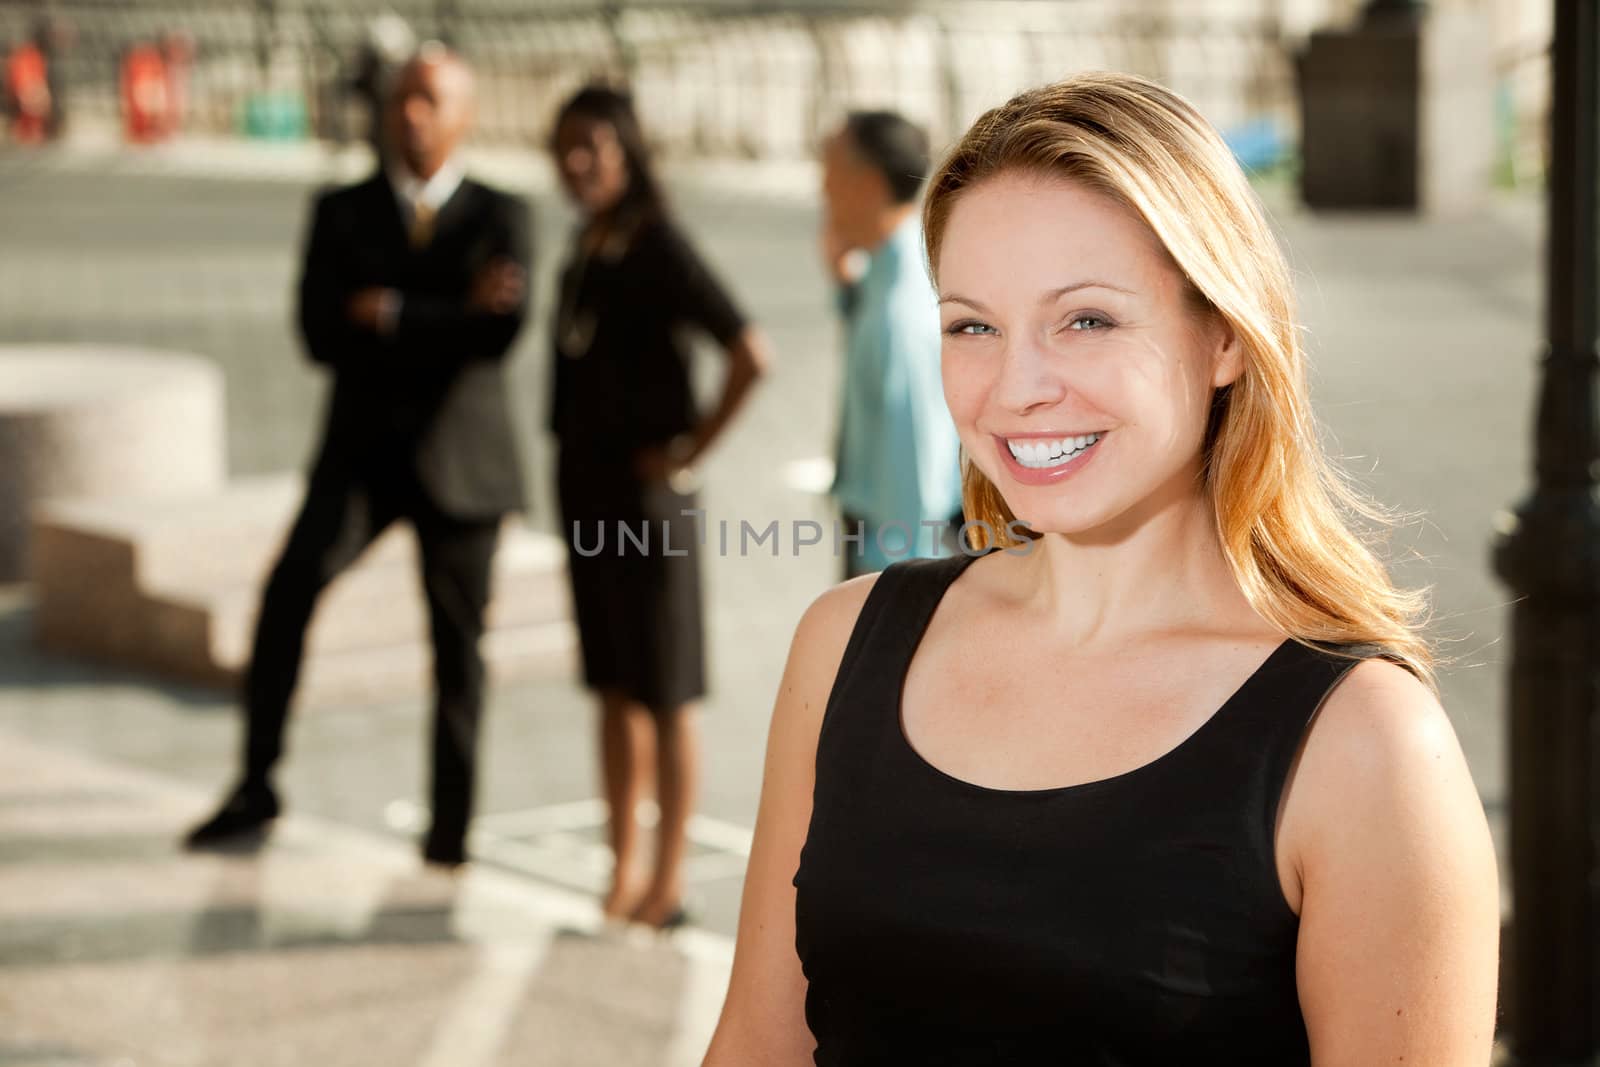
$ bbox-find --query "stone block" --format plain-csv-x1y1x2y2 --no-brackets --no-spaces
0,346,225,581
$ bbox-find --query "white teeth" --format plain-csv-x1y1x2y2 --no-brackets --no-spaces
1005,432,1103,469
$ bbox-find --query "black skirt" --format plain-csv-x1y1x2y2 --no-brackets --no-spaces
556,447,706,711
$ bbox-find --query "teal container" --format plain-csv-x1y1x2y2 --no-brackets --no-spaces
240,91,309,141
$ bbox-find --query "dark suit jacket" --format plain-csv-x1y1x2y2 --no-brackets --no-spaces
296,172,530,519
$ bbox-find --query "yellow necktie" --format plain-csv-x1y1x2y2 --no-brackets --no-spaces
409,200,436,249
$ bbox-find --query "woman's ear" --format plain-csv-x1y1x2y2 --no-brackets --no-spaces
1209,316,1245,389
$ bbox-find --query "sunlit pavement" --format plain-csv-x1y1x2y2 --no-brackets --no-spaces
0,727,730,1067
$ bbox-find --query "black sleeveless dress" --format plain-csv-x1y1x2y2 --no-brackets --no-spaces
792,551,1371,1065
547,215,747,711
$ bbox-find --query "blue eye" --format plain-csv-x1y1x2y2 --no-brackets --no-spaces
1068,314,1112,331
944,320,996,337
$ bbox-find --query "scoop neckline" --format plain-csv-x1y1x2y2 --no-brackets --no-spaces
893,552,1295,799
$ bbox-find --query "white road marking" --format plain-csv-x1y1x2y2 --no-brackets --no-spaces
417,938,549,1067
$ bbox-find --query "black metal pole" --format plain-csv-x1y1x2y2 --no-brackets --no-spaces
1491,2,1600,1063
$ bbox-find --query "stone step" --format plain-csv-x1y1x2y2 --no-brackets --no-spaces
30,474,579,705
32,473,411,592
150,523,572,668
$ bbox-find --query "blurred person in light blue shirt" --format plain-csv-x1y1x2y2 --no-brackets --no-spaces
821,111,964,578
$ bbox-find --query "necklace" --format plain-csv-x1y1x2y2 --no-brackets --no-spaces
556,232,597,360
555,210,639,361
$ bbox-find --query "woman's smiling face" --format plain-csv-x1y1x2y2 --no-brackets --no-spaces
552,114,630,215
936,172,1242,538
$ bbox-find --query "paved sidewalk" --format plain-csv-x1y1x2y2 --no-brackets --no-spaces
0,728,731,1067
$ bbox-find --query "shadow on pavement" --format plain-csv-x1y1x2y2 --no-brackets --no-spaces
0,588,225,711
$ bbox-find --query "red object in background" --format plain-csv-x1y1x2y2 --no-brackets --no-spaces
161,33,194,137
5,41,51,143
121,43,170,143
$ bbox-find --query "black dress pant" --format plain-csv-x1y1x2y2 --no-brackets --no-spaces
241,465,500,852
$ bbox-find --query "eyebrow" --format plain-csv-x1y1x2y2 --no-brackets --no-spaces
937,281,1135,312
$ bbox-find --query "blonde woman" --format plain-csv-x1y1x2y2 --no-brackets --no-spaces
705,74,1499,1065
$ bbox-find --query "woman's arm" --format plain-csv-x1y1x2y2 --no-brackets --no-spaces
685,325,772,463
1285,659,1502,1065
637,325,772,484
703,574,877,1066
635,222,772,480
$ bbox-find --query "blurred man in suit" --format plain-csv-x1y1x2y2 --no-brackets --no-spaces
185,44,531,868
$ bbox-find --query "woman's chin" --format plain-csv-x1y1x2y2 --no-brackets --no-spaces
989,497,1121,542
1003,518,1096,541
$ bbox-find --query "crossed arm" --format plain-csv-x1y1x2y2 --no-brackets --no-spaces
296,191,531,369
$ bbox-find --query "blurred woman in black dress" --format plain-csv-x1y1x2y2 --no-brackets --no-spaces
548,86,772,929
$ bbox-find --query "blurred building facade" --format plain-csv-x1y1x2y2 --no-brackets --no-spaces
0,0,1550,182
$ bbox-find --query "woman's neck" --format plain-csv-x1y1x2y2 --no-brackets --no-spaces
581,209,618,249
1005,474,1259,649
582,200,649,254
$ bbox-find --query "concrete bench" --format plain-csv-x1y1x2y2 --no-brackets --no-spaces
0,345,225,581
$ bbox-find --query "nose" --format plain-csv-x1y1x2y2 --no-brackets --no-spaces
563,146,594,179
990,336,1070,417
402,95,430,127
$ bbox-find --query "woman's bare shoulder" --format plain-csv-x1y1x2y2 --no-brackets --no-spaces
1283,655,1488,891
1304,657,1457,783
783,572,881,700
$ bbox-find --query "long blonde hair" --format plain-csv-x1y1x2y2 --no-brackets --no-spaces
923,72,1433,685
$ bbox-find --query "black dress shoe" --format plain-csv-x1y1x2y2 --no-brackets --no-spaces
183,783,280,851
420,835,467,870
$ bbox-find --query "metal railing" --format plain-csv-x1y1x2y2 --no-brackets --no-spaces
3,0,1302,159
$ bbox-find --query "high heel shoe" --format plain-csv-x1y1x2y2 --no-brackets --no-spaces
630,899,692,933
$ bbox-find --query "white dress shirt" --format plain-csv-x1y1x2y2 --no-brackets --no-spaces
376,156,466,333
388,155,466,220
